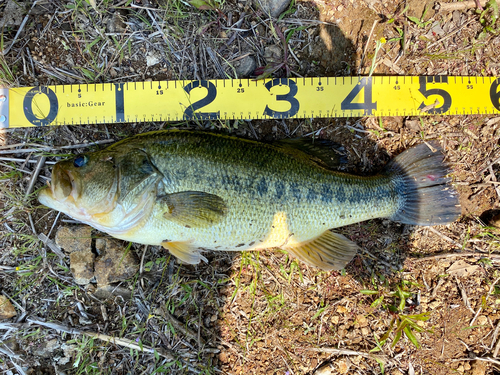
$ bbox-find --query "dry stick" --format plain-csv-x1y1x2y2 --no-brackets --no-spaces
358,20,379,75
426,226,476,251
0,341,20,359
0,162,50,180
38,233,65,259
455,276,475,314
414,252,500,262
1,0,38,55
0,139,115,155
26,318,196,366
495,330,500,357
24,156,46,199
144,7,180,61
490,319,500,352
0,143,47,150
303,347,388,363
426,19,474,50
431,278,446,299
158,306,205,345
489,165,500,199
471,277,500,326
454,356,500,365
0,157,55,164
436,0,496,11
11,361,27,375
479,154,500,175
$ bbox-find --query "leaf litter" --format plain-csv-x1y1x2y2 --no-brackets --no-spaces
1,0,500,374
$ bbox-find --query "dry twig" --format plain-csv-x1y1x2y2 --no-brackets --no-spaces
436,0,496,12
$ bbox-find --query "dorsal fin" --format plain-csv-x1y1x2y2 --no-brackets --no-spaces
274,138,347,169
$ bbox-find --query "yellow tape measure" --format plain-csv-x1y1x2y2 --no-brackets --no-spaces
1,76,499,128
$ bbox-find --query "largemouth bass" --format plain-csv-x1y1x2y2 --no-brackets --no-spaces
38,130,460,270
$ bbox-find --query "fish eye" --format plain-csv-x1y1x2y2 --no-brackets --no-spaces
73,155,89,168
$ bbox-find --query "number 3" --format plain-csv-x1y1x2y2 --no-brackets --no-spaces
263,78,300,118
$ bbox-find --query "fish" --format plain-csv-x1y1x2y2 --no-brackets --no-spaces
38,130,461,270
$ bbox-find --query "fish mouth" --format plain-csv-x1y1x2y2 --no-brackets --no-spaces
51,164,78,202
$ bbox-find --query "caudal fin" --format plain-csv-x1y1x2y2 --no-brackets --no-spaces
386,141,460,226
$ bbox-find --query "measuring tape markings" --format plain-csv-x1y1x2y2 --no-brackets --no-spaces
1,76,500,128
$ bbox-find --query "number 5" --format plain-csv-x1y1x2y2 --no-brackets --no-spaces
418,76,452,114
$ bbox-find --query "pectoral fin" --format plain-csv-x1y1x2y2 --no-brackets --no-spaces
284,231,358,271
160,191,227,228
162,241,208,265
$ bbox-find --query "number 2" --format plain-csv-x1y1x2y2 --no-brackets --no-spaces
183,80,220,120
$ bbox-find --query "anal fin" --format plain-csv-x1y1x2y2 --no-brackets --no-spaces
161,240,208,265
284,231,358,271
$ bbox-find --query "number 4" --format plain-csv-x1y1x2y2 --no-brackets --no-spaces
341,77,377,115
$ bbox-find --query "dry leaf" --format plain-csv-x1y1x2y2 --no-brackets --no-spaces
447,260,481,277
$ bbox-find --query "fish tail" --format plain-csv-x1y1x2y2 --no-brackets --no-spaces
386,141,460,226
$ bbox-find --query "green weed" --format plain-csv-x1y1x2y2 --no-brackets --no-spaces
407,5,432,28
478,0,499,38
361,275,431,350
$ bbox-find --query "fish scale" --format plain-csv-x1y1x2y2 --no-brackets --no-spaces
39,130,461,270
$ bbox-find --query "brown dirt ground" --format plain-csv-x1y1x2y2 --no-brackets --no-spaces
1,0,500,374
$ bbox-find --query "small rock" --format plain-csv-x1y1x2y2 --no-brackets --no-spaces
472,360,487,375
234,55,256,78
477,315,488,326
69,249,95,285
264,45,283,64
390,370,404,375
58,343,77,365
337,359,350,374
106,10,127,33
361,327,370,336
94,238,139,285
336,305,348,314
204,315,212,328
93,285,132,300
255,0,291,17
0,296,16,319
33,339,60,357
146,51,161,67
429,301,441,310
429,21,445,37
405,119,420,132
356,315,367,327
218,351,229,363
457,364,465,373
0,0,24,28
55,226,92,253
79,316,93,325
331,315,339,324
314,363,333,375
